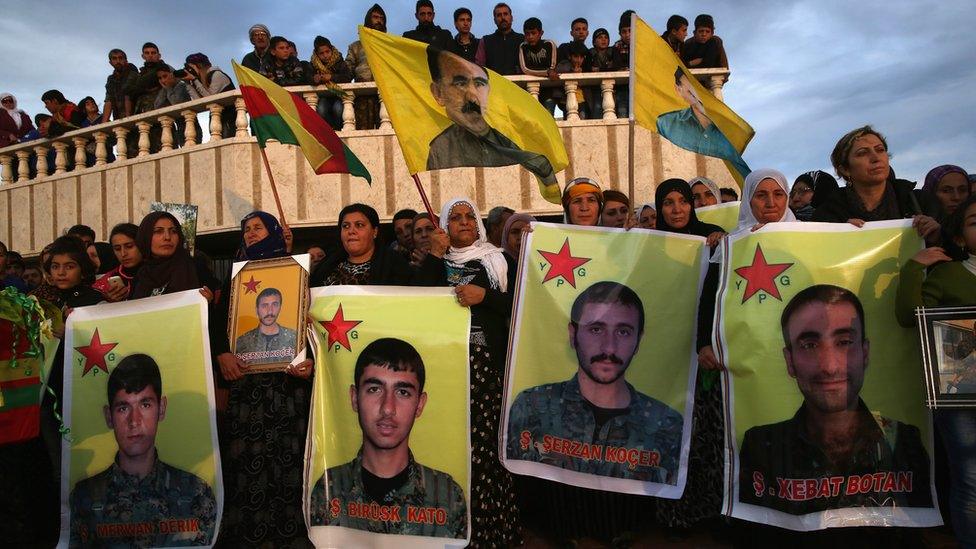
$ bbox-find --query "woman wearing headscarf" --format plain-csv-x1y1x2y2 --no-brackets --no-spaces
561,177,603,226
655,178,725,240
419,197,520,546
923,164,970,218
501,212,536,291
310,203,414,286
790,170,838,221
656,175,777,536
217,210,314,548
689,176,721,208
635,203,657,229
813,126,942,245
132,212,217,299
0,93,35,147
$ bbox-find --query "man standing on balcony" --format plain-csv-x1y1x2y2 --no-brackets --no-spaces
267,36,313,87
242,24,274,77
155,65,197,147
182,53,236,138
101,49,138,123
403,0,453,50
123,42,166,153
450,7,480,62
682,14,728,69
346,4,387,130
475,3,523,76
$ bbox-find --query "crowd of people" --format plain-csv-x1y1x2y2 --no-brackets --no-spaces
0,2,730,177
2,120,975,546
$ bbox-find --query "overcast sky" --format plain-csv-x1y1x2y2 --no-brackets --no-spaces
4,0,974,184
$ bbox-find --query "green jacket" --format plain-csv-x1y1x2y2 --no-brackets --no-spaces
234,325,297,365
69,453,216,547
896,259,976,327
309,450,467,539
506,374,683,484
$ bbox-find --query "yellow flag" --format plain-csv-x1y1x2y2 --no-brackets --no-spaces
630,14,754,183
359,26,568,203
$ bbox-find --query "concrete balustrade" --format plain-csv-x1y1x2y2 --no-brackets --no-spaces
0,69,733,255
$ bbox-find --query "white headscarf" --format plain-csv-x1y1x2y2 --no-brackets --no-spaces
735,168,796,232
0,93,26,129
439,197,509,293
689,177,721,204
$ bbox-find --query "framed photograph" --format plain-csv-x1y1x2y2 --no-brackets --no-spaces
917,305,976,408
150,202,199,256
228,254,310,374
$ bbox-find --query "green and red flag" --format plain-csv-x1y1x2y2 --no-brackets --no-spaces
231,60,371,183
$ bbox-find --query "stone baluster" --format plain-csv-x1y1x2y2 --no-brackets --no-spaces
0,155,12,185
303,92,319,111
94,132,109,166
235,98,249,138
527,81,541,101
31,147,47,178
136,122,151,157
182,111,198,147
208,104,224,140
73,137,88,168
113,126,129,159
378,96,392,130
17,150,30,183
159,116,175,152
53,142,69,174
601,79,617,120
708,75,725,101
564,80,580,122
341,94,355,132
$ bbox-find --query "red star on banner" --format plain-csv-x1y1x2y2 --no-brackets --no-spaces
734,244,794,303
320,304,362,351
538,238,591,288
74,328,118,377
242,275,261,294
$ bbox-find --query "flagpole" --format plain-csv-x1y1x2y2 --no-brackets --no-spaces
411,173,438,224
628,118,636,204
258,147,288,228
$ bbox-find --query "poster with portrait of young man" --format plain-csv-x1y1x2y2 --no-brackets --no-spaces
59,290,222,548
714,220,941,531
305,286,471,549
501,222,706,498
228,254,310,374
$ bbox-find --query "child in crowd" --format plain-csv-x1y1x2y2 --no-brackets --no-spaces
518,17,560,115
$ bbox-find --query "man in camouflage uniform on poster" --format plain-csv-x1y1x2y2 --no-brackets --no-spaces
506,281,683,484
235,287,297,365
309,338,466,539
738,285,932,514
69,354,216,547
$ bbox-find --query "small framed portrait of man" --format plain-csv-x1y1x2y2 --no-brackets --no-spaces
228,254,310,373
917,306,976,407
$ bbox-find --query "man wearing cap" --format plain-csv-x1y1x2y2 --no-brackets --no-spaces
242,24,274,76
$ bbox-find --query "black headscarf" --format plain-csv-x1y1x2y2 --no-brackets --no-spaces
237,210,287,260
132,211,199,298
801,170,840,209
654,178,724,237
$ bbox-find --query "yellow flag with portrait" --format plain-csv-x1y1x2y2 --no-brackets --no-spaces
359,26,568,204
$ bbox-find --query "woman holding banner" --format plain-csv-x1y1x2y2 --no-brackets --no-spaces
422,197,520,546
814,126,942,246
131,212,219,299
562,177,604,226
217,210,314,548
897,195,976,546
310,203,414,286
650,177,729,535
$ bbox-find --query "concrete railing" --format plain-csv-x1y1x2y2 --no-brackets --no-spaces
0,69,732,255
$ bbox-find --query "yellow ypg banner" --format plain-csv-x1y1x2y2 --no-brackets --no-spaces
305,286,471,548
714,220,940,530
60,291,221,547
630,14,753,182
501,223,705,497
696,201,741,233
359,26,569,203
